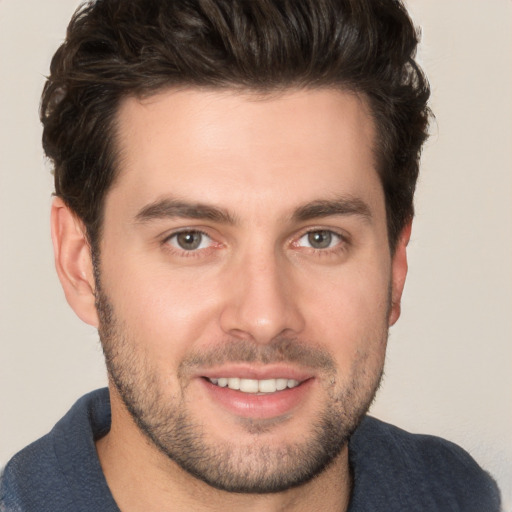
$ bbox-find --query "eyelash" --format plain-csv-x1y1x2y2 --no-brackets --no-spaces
293,228,350,255
160,227,350,258
161,229,218,258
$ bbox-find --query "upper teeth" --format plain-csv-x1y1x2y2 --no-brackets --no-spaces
209,377,300,393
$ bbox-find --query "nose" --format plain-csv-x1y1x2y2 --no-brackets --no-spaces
219,250,305,344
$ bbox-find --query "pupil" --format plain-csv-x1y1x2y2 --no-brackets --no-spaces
308,230,331,249
177,232,201,250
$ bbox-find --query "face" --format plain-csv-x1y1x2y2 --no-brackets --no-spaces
90,88,405,493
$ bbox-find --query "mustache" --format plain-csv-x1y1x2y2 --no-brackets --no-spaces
178,337,336,373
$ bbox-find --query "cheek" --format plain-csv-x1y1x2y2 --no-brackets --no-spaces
104,261,223,365
299,263,391,357
100,234,391,373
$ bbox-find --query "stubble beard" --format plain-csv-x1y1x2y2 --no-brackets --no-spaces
95,280,387,494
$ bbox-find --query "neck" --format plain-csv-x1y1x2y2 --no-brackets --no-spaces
96,388,352,512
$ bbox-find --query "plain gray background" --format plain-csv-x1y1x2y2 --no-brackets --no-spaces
1,0,511,507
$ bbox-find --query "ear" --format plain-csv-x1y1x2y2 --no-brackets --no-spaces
388,221,412,326
51,197,99,327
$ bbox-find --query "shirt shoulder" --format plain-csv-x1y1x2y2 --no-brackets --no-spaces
1,432,73,512
348,416,501,512
1,389,119,512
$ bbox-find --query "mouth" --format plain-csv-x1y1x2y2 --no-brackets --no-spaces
198,368,314,420
206,377,301,394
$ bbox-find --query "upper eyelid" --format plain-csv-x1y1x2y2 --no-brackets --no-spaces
293,226,350,242
298,229,343,240
162,227,212,242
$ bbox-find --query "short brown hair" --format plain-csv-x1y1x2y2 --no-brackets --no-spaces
41,0,430,250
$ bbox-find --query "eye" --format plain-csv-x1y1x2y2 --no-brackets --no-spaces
297,230,343,250
167,230,212,251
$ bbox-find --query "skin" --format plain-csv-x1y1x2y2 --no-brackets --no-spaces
51,88,410,512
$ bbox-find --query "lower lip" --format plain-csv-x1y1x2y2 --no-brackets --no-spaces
200,378,314,419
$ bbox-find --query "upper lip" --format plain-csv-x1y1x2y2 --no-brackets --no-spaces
197,364,314,382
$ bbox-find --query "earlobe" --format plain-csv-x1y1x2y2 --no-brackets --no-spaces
388,221,412,326
51,197,99,327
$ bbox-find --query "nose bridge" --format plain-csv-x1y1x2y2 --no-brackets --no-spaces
220,244,304,343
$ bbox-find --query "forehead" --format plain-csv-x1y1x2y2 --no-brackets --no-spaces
109,87,382,221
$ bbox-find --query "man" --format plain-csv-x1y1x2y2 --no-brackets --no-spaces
0,0,501,510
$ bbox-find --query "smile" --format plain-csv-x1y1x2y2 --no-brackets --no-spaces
207,377,301,394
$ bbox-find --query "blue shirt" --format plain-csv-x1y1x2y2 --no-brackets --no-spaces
1,389,501,511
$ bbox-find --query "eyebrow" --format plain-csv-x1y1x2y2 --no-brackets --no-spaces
134,195,372,225
135,198,236,224
292,196,372,223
